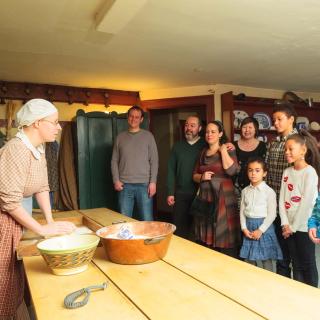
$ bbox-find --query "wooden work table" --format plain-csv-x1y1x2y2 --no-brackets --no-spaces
23,208,320,320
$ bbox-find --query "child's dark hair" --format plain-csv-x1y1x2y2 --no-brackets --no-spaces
287,129,320,178
272,101,298,126
127,105,144,118
246,156,268,172
207,120,228,145
240,117,259,138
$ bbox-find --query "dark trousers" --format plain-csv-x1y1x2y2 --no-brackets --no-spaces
274,216,292,278
173,192,195,240
286,231,318,287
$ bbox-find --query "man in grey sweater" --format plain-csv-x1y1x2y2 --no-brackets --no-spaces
111,106,158,220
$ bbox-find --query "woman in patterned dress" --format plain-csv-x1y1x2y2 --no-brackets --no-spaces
0,99,75,319
193,121,240,257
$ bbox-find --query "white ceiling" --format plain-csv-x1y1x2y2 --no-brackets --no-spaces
1,0,320,92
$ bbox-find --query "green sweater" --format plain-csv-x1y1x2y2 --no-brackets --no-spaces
167,138,206,196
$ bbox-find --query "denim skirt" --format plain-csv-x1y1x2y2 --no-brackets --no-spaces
240,218,283,261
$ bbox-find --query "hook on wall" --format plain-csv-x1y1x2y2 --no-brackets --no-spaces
83,91,91,106
1,84,7,93
24,85,31,95
46,87,54,102
104,92,109,108
67,90,73,105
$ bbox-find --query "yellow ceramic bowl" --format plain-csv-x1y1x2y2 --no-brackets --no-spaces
37,234,99,275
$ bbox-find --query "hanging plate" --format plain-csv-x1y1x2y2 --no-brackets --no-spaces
233,110,249,129
253,112,272,130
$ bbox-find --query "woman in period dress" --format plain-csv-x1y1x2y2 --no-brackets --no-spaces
193,121,240,257
0,99,75,319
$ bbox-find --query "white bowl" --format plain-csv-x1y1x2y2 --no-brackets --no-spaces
37,234,99,275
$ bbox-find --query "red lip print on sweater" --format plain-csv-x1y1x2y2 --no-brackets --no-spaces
285,201,291,209
288,184,293,191
283,176,288,182
291,196,301,203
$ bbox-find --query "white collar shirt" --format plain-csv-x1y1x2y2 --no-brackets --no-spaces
15,130,45,160
240,181,277,233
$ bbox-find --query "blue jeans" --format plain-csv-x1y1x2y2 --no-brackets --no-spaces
118,183,153,221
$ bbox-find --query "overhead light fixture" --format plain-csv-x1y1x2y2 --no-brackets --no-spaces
95,0,148,34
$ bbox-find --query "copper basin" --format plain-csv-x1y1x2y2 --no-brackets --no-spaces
96,221,176,264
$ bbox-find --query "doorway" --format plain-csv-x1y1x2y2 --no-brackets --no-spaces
149,106,207,221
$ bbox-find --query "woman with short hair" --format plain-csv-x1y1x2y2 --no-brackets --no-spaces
234,116,267,191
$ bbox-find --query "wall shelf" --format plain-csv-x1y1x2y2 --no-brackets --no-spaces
221,91,320,142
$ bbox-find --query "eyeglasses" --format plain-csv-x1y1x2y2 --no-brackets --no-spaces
41,119,60,126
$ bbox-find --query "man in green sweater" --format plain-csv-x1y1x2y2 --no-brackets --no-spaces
167,116,206,239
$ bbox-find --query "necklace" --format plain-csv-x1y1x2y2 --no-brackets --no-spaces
238,138,259,151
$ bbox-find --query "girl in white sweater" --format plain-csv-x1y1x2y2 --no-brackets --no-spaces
279,129,320,287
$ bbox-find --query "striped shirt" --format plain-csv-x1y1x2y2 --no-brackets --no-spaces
265,129,298,200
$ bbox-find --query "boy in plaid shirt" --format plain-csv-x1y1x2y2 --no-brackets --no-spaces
265,101,298,277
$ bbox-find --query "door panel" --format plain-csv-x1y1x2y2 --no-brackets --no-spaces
150,107,206,221
75,110,149,210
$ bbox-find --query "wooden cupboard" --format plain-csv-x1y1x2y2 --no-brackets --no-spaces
74,110,149,210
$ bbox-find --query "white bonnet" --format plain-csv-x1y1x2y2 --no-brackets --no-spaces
16,98,58,128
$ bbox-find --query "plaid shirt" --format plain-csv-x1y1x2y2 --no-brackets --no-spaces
0,138,49,316
265,128,298,199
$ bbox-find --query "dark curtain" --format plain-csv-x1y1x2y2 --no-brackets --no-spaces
58,123,79,210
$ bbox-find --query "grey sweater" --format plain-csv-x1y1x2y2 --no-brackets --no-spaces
111,129,158,184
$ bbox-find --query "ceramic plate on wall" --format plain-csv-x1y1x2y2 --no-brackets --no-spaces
296,116,309,129
258,135,268,143
310,121,320,131
253,112,272,129
233,110,249,129
233,133,240,141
